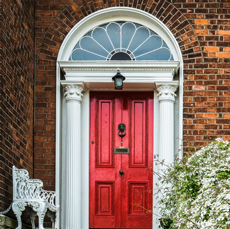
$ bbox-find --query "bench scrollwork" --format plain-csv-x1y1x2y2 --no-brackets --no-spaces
12,166,58,229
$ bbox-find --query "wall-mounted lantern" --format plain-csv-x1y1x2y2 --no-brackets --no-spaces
112,68,125,90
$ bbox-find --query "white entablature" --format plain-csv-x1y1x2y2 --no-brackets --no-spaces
59,61,179,82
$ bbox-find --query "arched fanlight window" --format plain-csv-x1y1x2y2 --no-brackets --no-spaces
69,22,174,61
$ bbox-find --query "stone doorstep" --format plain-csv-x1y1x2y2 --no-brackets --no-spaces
0,216,52,229
1,214,230,229
0,215,31,229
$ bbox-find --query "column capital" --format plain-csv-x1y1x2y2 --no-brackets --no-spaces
61,82,84,102
156,84,178,102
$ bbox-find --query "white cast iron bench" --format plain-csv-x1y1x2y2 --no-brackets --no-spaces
12,166,58,229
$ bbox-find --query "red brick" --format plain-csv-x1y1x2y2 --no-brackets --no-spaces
223,114,230,119
204,113,219,119
195,19,209,24
217,30,230,35
204,46,219,52
196,30,208,35
216,52,230,58
193,86,206,90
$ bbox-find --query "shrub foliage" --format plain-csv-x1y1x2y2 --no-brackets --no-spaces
160,138,230,229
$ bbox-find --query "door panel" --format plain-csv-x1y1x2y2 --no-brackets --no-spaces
90,92,153,229
95,181,114,215
130,100,147,167
128,182,148,215
97,100,114,167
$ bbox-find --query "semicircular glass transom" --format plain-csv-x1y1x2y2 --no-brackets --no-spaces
69,22,174,61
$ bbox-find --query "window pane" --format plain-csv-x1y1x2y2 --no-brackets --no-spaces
128,27,150,52
111,52,131,60
133,35,162,57
136,48,171,61
121,23,136,49
71,49,106,60
80,36,108,57
107,23,120,50
93,27,114,53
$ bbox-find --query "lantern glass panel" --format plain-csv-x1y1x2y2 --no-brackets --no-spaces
115,77,123,88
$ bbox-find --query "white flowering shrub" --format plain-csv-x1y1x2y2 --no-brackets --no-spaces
160,138,230,229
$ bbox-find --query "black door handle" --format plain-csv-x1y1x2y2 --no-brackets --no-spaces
119,170,124,175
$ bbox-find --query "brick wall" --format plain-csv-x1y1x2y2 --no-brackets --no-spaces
34,0,230,188
0,0,34,215
182,1,230,153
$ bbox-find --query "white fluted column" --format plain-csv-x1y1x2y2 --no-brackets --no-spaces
62,82,84,229
157,84,178,166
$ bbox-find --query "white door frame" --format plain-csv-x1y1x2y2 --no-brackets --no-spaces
55,7,183,229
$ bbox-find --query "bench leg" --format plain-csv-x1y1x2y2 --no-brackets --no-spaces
27,208,36,229
37,204,47,229
47,210,56,229
12,202,26,229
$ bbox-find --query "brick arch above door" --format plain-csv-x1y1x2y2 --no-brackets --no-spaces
36,2,203,63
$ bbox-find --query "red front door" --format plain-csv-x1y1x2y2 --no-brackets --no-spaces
90,92,153,229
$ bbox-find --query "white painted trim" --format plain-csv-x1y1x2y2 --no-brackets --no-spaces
153,90,160,227
59,61,179,92
59,60,179,82
81,91,90,229
55,63,61,229
59,60,180,68
56,7,183,229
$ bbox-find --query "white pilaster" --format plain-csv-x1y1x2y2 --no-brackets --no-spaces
61,82,84,229
152,84,178,227
157,84,178,166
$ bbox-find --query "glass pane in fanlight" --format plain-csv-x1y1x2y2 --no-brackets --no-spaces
111,52,131,60
107,23,120,50
121,23,136,49
135,24,142,29
73,42,80,50
169,54,174,61
80,36,108,57
100,24,107,29
133,35,162,57
86,31,92,37
136,48,171,61
71,49,105,60
93,27,114,53
162,41,169,48
128,27,150,52
117,21,125,26
150,30,157,36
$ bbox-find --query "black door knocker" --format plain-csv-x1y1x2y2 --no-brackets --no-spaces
118,123,126,137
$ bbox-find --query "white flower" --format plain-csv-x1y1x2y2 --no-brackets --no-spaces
159,138,230,229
